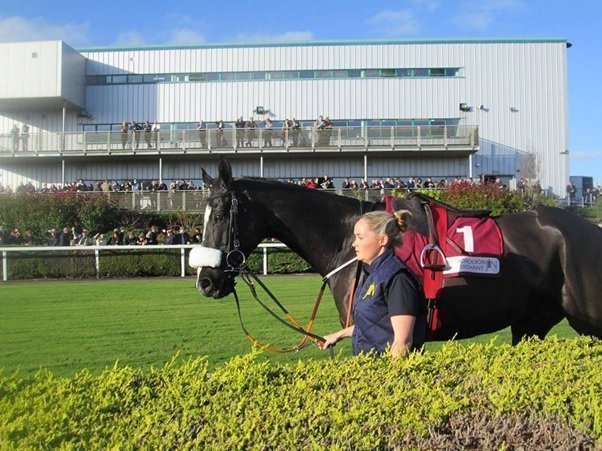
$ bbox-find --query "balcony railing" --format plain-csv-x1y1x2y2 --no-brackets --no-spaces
0,125,479,156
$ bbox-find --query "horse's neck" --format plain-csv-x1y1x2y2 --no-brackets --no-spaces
246,183,373,276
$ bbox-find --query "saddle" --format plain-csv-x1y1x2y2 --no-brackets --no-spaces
385,194,504,333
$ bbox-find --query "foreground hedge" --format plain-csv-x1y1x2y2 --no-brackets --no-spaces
0,337,599,449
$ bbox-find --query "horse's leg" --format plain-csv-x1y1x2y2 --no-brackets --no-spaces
510,297,565,345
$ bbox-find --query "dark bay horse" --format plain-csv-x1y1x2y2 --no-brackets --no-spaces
195,159,602,344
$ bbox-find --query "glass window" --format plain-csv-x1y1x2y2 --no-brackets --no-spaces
204,73,220,81
281,71,298,79
315,70,332,78
128,75,143,83
189,73,205,81
171,74,188,82
446,68,460,76
299,70,314,79
87,75,109,85
362,69,379,78
112,75,127,84
234,72,252,80
430,68,445,77
396,69,412,77
221,72,237,81
268,72,285,80
348,70,361,78
381,69,396,77
413,69,429,77
252,71,266,80
331,70,347,78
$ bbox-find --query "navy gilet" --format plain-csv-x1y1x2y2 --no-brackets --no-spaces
352,250,407,355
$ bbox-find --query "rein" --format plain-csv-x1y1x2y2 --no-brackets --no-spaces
232,258,357,354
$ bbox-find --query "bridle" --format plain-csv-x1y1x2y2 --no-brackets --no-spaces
196,190,356,354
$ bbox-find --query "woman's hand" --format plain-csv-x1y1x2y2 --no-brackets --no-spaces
317,325,354,350
317,333,339,350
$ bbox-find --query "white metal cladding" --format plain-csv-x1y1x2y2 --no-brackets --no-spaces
0,39,569,194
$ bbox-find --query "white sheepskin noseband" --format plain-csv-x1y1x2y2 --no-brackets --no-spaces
189,246,223,268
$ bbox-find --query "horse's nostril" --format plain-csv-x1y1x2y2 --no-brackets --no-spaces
198,277,213,294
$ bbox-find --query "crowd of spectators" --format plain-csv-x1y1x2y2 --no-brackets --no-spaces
0,225,204,247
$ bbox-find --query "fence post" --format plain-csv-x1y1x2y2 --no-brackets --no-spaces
95,249,100,278
181,248,186,277
2,251,7,282
263,247,268,275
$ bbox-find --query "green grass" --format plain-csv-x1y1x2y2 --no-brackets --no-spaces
0,276,577,378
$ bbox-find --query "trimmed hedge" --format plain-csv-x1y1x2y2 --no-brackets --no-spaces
0,337,599,449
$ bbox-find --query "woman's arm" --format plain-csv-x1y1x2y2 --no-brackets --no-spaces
389,314,416,357
317,325,355,350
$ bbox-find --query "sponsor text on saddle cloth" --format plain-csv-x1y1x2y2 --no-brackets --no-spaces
385,196,504,280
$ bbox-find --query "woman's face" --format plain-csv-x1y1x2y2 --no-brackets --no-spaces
352,219,387,265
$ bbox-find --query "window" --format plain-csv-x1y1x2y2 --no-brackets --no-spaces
348,70,362,78
315,70,332,78
362,69,380,78
189,73,205,81
128,75,143,83
396,69,412,77
299,70,314,79
430,68,445,77
112,75,127,84
413,69,429,77
332,70,347,78
381,69,396,77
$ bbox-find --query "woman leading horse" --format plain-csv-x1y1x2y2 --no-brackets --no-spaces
193,158,602,345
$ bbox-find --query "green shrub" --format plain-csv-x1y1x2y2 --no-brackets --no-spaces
0,337,599,448
393,182,560,216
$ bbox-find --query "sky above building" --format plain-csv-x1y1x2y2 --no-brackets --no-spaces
0,0,600,182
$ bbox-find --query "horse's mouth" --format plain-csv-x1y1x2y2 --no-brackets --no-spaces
197,272,236,299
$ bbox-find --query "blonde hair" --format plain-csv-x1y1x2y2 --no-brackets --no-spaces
357,210,411,248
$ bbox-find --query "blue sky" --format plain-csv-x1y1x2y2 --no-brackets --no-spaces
1,0,600,182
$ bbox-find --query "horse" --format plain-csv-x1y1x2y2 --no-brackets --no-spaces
194,158,602,345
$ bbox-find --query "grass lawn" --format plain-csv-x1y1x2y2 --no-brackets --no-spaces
0,276,578,378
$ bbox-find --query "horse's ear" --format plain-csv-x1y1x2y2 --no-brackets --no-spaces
218,157,233,188
202,168,214,188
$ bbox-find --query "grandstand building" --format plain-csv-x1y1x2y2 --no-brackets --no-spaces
0,38,569,194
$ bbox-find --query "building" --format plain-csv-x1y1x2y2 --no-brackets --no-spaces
0,38,569,193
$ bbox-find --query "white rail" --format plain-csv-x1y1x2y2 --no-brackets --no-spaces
0,242,288,282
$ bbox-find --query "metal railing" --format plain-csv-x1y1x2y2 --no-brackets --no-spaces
0,125,479,156
0,242,287,282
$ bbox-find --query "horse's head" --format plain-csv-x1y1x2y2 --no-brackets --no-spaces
190,158,260,298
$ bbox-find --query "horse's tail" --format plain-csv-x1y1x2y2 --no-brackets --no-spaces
543,206,602,337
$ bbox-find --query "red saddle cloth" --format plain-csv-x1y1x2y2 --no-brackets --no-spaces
385,196,504,280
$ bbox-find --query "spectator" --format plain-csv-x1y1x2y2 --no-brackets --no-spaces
124,231,138,245
175,226,190,244
163,228,175,245
246,117,256,147
120,121,129,150
131,121,142,149
47,228,60,246
145,225,159,245
7,228,24,245
59,227,72,246
263,118,273,147
143,121,153,149
137,232,148,245
10,124,20,151
152,121,160,148
191,227,203,243
215,120,226,147
74,228,91,246
93,233,107,246
21,124,30,151
291,118,302,146
197,120,207,148
235,116,245,148
342,178,351,189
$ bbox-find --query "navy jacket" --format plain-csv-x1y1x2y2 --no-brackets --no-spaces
352,250,413,355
